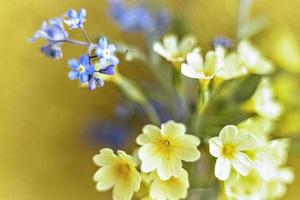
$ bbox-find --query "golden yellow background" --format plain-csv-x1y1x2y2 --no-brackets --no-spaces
0,0,299,199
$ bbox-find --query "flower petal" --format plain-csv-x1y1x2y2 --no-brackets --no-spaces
220,125,238,144
94,166,116,191
136,124,161,145
215,157,231,180
157,156,182,180
93,148,119,166
209,137,222,157
232,152,252,176
163,34,178,52
161,120,186,138
80,55,89,65
68,59,79,69
139,144,160,173
68,70,79,80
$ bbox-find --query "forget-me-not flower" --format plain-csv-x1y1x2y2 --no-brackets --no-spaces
64,8,86,29
96,37,119,67
29,18,68,59
68,55,94,83
108,0,169,35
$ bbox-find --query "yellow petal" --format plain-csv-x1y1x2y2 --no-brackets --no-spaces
136,124,161,145
94,166,116,191
161,120,186,138
139,144,161,173
93,148,119,167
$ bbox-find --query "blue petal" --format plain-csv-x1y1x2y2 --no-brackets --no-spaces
99,58,109,67
67,9,77,19
80,55,89,65
68,59,79,69
88,79,97,91
78,8,86,19
68,70,79,80
79,73,89,83
95,48,104,57
108,44,117,53
85,65,95,75
109,56,119,65
98,37,108,49
100,65,115,75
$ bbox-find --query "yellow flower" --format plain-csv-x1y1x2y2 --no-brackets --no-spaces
136,120,201,180
209,125,255,180
153,34,197,63
215,51,248,80
224,170,268,200
93,148,141,200
148,169,189,200
237,39,275,75
243,78,282,120
181,47,225,80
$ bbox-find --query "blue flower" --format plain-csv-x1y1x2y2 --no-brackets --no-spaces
29,18,68,59
95,37,119,67
64,8,86,29
68,55,94,83
88,75,104,91
108,0,169,35
40,45,62,59
85,120,129,149
213,36,232,48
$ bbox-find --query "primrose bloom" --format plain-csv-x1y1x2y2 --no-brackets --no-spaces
237,40,274,75
209,125,255,180
153,34,197,63
181,47,224,80
64,8,86,29
96,37,119,67
244,78,282,120
93,148,141,200
68,55,94,83
148,169,189,200
136,120,201,180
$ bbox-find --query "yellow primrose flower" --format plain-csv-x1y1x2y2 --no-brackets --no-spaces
209,125,255,180
265,167,294,199
93,148,141,200
243,78,282,120
237,116,273,141
181,47,224,80
136,120,201,180
148,169,189,200
237,39,275,75
153,34,197,63
224,170,268,200
215,51,248,80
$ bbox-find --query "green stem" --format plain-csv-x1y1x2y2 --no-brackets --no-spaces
113,74,160,125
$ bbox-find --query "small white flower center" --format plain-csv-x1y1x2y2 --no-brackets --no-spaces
78,65,85,73
103,49,110,58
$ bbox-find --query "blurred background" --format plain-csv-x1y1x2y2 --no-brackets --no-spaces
0,0,300,199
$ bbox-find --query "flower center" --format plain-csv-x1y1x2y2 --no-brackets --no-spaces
163,140,171,146
103,49,110,57
222,144,236,158
78,65,85,73
116,163,131,177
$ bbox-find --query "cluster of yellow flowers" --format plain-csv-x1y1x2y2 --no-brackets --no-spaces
92,33,294,200
93,121,201,200
210,117,294,199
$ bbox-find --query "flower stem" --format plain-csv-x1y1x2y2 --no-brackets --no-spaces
51,39,90,47
113,74,161,125
81,27,91,44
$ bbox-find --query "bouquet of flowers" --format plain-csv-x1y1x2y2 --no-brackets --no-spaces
29,0,299,199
